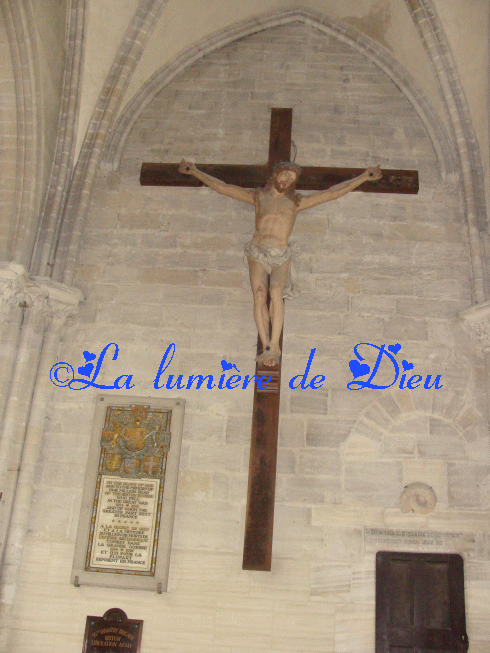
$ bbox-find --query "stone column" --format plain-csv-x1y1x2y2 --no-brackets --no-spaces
0,264,27,434
0,277,82,653
0,282,49,570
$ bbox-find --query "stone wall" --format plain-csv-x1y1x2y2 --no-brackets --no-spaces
10,22,490,653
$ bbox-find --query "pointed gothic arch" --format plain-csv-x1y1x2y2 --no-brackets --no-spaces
102,7,456,183
1,0,44,268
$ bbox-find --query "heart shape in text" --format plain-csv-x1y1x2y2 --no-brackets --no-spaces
349,360,370,379
388,343,401,355
78,363,94,378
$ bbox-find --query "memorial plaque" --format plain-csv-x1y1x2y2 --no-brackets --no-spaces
72,396,185,591
88,476,160,572
365,527,476,555
83,608,142,653
85,404,170,576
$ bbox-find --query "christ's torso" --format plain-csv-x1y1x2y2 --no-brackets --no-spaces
252,188,298,249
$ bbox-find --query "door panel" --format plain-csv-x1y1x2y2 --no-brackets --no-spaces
376,552,469,653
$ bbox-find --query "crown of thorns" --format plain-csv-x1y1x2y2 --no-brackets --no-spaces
272,162,302,176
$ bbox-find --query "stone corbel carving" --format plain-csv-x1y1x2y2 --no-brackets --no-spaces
400,482,437,514
37,278,84,331
460,302,490,425
460,301,490,352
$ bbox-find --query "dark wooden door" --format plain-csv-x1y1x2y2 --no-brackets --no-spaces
376,551,469,653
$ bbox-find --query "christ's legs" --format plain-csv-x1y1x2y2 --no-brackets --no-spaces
248,257,271,357
266,260,288,365
248,257,288,367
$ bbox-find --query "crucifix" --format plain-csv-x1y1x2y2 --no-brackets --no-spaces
140,108,418,571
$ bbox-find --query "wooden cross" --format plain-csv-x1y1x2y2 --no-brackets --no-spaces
140,108,418,571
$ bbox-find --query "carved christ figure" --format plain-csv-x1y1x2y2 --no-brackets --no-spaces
179,159,382,366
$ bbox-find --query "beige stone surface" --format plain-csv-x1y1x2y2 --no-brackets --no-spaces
324,526,363,562
272,602,335,651
344,461,402,506
343,434,380,458
311,561,352,601
312,505,384,528
350,559,376,605
466,586,490,642
334,603,374,653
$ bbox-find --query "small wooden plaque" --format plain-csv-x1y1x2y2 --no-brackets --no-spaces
83,608,143,653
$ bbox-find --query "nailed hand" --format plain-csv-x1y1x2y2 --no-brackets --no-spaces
178,159,196,175
365,165,382,181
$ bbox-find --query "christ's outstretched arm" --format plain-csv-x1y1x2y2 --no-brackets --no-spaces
179,159,255,205
297,165,382,211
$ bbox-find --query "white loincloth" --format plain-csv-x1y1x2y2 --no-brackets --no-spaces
244,241,300,300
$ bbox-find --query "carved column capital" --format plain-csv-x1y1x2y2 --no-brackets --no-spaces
0,263,29,321
460,301,490,352
32,277,84,333
0,262,84,329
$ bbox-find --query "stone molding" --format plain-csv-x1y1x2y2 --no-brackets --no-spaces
53,0,170,285
31,0,86,277
460,301,490,352
0,0,43,267
404,0,487,304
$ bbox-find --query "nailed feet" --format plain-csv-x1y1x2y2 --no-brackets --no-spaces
256,344,281,367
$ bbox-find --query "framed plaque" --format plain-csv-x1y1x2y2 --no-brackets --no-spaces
83,608,143,653
72,395,185,591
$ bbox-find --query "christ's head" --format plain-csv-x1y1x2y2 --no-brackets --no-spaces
274,169,298,193
265,162,302,204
